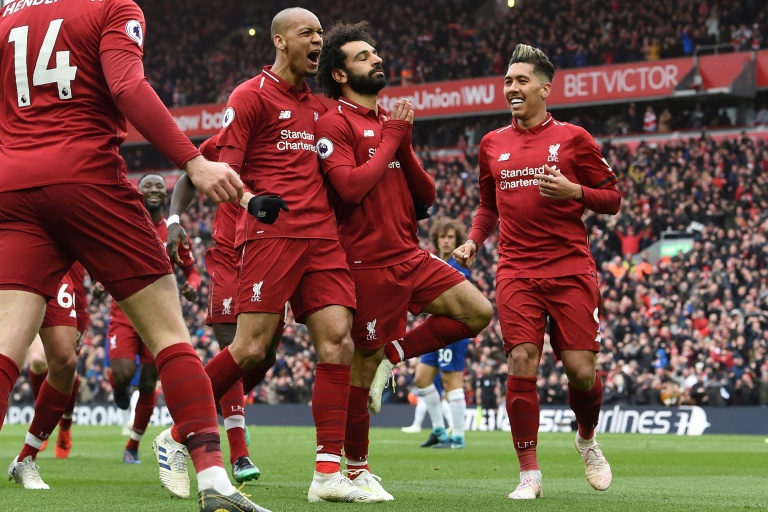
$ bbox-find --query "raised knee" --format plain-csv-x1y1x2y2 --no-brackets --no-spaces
475,297,494,330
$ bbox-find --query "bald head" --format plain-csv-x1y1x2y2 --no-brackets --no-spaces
271,7,318,38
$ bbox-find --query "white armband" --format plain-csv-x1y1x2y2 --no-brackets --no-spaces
166,214,180,227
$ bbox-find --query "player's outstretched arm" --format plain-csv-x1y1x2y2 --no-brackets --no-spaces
100,49,243,204
183,156,243,205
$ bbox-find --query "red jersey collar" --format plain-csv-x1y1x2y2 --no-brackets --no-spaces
512,112,554,134
262,66,312,96
338,97,385,119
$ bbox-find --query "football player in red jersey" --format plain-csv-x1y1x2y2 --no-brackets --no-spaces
0,0,267,510
454,44,620,500
314,22,492,501
9,271,81,489
25,262,89,461
167,135,271,484
192,8,384,504
99,173,200,465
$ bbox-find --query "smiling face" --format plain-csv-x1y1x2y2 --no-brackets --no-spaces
139,175,167,214
503,62,550,129
275,9,324,78
338,40,387,96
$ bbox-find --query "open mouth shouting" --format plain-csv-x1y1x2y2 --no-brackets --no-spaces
307,49,321,66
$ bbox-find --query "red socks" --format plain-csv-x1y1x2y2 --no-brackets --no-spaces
506,375,540,471
155,343,221,473
204,346,245,401
0,354,20,430
568,374,603,440
220,379,248,464
126,389,156,450
19,380,69,460
59,374,80,431
313,363,350,474
29,369,47,401
384,316,474,364
344,385,370,464
242,361,271,395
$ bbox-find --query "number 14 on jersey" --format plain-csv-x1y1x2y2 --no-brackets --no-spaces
8,18,77,108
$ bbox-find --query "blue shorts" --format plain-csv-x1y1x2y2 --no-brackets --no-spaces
420,338,470,373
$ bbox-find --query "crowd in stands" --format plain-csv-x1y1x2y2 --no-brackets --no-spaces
8,1,768,412
10,128,768,411
135,0,768,108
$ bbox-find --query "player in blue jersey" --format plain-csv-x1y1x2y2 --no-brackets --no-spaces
413,218,472,449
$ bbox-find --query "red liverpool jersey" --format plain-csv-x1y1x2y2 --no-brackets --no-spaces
217,66,337,246
469,114,620,279
315,98,421,268
109,215,198,323
200,135,237,260
0,0,145,191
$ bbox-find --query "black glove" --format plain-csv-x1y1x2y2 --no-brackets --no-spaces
247,195,289,224
414,201,431,221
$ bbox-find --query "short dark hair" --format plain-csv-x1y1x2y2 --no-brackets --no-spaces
508,43,555,84
137,172,165,188
429,217,467,252
317,21,376,100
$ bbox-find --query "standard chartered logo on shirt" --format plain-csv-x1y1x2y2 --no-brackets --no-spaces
498,165,545,190
277,129,316,152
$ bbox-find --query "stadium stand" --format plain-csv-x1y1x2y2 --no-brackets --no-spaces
7,0,768,411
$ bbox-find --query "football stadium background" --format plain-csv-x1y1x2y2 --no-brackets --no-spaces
2,0,768,510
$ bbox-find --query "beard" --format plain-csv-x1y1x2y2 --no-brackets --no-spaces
347,67,387,96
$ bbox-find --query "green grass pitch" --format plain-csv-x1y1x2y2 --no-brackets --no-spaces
1,425,767,511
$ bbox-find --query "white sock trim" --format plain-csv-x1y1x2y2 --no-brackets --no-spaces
390,340,405,362
24,432,45,449
223,415,245,431
316,453,341,463
196,466,235,495
129,430,144,442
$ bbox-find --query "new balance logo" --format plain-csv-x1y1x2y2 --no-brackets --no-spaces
548,143,560,162
278,110,292,119
366,319,377,341
251,281,263,302
498,153,510,161
363,130,375,137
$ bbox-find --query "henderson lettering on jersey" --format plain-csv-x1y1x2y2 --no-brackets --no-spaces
3,0,64,18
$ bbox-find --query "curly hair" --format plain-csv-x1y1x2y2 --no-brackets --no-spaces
317,21,376,100
429,217,467,253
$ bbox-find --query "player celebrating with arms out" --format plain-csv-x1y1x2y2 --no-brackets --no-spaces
454,44,620,500
314,22,492,500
